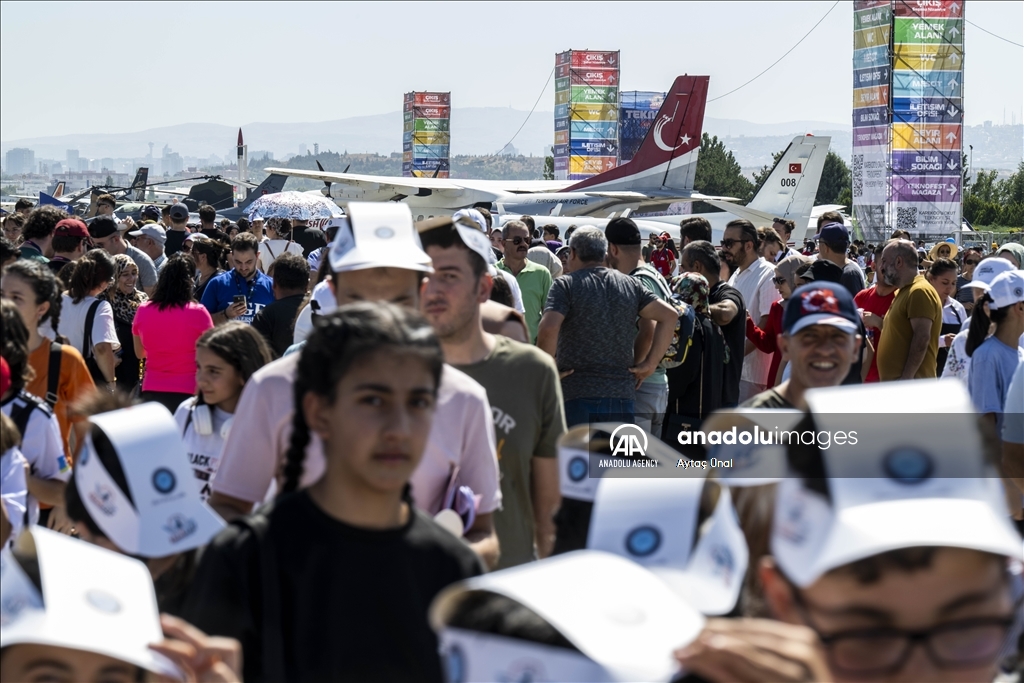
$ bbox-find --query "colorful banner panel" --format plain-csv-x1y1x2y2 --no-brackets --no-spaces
403,93,450,178
890,0,963,234
619,90,665,163
554,50,620,181
852,0,892,237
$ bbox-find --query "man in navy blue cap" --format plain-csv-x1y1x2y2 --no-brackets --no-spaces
815,222,866,296
741,282,862,409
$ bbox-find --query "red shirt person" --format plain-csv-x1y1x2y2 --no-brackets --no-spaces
854,282,897,383
649,234,676,278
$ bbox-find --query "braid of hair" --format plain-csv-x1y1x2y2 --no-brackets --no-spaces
279,392,311,495
47,276,63,339
276,303,445,497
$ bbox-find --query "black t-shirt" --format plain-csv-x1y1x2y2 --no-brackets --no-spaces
292,225,328,258
251,294,305,357
709,281,746,407
181,491,482,683
45,256,73,276
165,228,189,257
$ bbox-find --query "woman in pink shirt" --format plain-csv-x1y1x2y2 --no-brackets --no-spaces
133,254,213,413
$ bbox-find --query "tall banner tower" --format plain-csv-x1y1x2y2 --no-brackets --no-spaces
403,92,451,178
553,50,620,181
852,1,964,239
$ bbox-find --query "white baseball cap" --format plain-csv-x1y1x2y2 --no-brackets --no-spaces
74,403,225,557
127,223,167,246
772,380,1023,588
419,211,499,276
588,477,749,615
431,550,705,682
328,202,432,274
963,257,1015,291
985,270,1024,310
1,527,182,679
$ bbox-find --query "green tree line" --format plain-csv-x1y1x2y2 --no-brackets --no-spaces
964,162,1024,227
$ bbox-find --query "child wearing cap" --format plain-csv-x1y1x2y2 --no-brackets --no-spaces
64,403,226,614
966,270,1024,436
677,381,1023,682
0,527,243,683
941,256,1020,383
183,305,484,682
206,204,502,570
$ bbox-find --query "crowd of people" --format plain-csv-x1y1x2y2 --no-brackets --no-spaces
0,195,1022,682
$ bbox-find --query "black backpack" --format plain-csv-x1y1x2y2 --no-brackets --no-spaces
81,300,108,385
8,390,55,447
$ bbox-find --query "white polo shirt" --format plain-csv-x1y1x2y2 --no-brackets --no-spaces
729,256,778,387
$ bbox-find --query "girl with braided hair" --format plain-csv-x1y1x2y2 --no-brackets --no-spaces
182,304,483,682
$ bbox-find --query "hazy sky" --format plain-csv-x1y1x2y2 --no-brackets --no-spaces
1,1,1021,141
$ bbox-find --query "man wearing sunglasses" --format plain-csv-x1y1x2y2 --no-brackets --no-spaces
722,219,777,404
955,248,983,315
497,219,552,344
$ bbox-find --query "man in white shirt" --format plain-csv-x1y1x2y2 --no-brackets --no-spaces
722,219,777,403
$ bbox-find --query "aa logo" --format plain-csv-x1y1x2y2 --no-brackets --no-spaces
610,424,648,457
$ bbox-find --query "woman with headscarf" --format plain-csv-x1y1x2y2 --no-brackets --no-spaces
101,254,148,393
664,272,727,454
745,253,811,388
996,242,1024,270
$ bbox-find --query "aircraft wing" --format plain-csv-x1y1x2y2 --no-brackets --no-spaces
581,191,740,202
264,167,571,196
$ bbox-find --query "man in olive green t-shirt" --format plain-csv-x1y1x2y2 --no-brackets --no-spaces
876,240,942,380
496,220,552,343
421,219,566,568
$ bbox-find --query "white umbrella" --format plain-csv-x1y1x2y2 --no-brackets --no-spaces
246,191,343,222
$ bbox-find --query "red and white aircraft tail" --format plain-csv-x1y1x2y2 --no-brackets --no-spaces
564,75,709,194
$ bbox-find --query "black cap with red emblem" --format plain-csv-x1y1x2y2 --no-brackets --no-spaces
782,282,859,335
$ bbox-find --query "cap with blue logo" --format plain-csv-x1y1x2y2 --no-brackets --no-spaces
0,527,182,679
327,202,432,274
587,476,749,615
771,379,1022,588
984,270,1024,311
75,403,224,558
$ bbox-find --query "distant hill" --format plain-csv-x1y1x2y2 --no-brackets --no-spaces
3,110,1019,171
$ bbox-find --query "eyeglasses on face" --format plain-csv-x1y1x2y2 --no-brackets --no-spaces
720,238,751,249
789,581,1020,678
771,277,788,285
504,236,528,246
964,259,980,266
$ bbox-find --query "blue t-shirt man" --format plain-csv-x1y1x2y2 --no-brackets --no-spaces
200,267,274,325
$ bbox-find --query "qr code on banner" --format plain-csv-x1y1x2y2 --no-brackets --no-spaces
852,154,863,198
896,206,918,231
